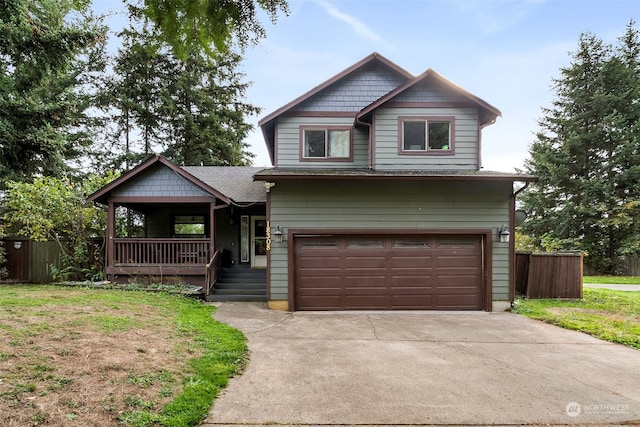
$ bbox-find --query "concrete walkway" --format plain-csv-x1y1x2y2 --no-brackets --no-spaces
202,302,640,426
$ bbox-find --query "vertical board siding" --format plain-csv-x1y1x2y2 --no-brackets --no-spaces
269,180,512,302
374,107,479,170
276,116,369,168
113,164,210,198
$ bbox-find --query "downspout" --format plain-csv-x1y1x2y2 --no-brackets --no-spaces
355,115,374,170
510,180,532,305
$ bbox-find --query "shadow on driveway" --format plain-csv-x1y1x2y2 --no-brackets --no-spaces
202,302,640,426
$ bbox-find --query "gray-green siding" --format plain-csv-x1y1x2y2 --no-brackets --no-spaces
276,116,369,168
268,180,512,302
374,107,480,170
274,106,481,170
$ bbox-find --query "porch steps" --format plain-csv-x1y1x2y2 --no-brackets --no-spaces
206,265,267,302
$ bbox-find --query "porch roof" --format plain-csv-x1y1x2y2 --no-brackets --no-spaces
182,166,266,203
87,155,267,205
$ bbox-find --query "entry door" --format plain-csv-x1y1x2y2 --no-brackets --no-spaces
251,216,267,268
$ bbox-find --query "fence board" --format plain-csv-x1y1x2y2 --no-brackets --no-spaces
525,252,583,299
30,241,63,283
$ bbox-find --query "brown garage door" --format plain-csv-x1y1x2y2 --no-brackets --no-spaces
294,235,483,310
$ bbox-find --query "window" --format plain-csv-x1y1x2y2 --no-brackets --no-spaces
301,127,351,160
400,117,454,153
174,215,205,237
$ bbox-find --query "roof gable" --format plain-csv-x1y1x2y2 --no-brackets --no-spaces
357,69,502,126
259,52,414,164
88,156,231,205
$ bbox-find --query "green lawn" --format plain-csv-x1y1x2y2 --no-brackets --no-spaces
0,285,247,427
583,276,640,284
512,288,640,349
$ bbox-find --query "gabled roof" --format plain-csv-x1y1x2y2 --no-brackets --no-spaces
182,166,266,203
258,52,414,164
357,68,502,126
258,52,413,128
87,155,266,205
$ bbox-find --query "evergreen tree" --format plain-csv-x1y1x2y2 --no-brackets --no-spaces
161,51,259,166
97,5,168,172
0,0,107,183
101,5,260,169
521,21,640,273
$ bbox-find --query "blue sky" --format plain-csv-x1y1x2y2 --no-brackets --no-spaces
94,0,639,171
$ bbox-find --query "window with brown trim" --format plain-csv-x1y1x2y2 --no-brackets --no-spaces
399,117,454,154
301,126,351,160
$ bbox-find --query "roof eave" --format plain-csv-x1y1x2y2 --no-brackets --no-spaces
253,171,538,183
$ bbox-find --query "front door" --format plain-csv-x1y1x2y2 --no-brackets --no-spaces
251,216,267,268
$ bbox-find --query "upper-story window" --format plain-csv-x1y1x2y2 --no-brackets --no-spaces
301,126,352,161
399,116,455,154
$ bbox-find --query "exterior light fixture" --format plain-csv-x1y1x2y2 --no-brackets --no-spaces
273,224,283,243
498,225,510,243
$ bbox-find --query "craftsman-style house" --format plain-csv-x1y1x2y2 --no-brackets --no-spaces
89,52,535,311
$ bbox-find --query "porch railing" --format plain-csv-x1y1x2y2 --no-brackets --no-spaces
204,247,223,295
113,238,210,266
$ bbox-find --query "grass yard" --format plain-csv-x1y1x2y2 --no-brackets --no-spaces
583,276,640,284
0,285,247,427
512,288,640,349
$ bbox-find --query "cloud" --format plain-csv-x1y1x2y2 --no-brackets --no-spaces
314,0,394,49
455,0,546,34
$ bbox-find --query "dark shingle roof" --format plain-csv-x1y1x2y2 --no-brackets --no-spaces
182,166,266,203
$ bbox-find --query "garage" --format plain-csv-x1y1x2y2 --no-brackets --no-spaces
293,234,484,310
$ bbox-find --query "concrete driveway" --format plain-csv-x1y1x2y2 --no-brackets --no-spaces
202,303,640,426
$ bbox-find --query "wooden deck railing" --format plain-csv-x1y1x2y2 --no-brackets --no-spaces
113,238,210,266
204,247,223,295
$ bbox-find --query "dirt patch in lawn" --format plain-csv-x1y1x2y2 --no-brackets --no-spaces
0,290,201,426
546,307,639,323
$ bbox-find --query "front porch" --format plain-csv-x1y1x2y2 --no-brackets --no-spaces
87,155,268,297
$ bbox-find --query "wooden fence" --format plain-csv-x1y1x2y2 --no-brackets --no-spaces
1,238,104,284
516,251,583,299
2,239,62,283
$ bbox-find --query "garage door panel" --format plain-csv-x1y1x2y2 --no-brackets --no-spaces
344,295,390,308
298,296,342,309
390,277,434,287
297,256,341,268
295,234,483,311
389,256,433,268
345,256,387,268
343,287,388,296
392,295,434,308
296,277,342,289
436,294,481,309
344,276,387,287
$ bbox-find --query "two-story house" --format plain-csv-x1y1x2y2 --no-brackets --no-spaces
88,52,535,311
256,52,536,312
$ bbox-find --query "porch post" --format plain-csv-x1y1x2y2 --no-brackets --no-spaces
209,199,216,258
106,200,115,278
